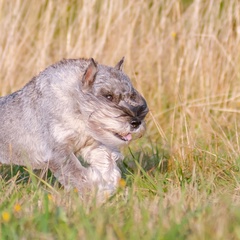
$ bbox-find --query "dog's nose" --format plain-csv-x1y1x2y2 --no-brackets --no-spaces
130,118,142,129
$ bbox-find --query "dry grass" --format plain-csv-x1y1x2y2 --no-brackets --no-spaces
1,0,240,239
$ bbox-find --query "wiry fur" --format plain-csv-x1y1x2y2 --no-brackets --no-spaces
0,58,148,199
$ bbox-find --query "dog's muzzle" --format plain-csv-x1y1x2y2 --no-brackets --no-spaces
130,99,149,130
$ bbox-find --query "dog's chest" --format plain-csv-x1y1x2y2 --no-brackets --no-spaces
52,114,92,151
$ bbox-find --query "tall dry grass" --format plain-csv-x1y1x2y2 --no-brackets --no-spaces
1,0,240,169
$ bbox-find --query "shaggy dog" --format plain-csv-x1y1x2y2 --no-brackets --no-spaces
0,58,148,199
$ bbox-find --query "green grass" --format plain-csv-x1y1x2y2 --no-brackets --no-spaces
1,150,240,239
1,0,240,239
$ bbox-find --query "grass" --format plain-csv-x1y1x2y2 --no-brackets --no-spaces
1,0,240,239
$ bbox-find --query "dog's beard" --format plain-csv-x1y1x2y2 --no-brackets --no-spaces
86,106,146,149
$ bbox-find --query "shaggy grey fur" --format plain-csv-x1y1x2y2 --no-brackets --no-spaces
0,58,148,199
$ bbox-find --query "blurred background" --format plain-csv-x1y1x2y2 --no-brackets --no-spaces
1,0,240,177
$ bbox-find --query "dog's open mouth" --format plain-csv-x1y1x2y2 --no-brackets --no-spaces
114,133,132,142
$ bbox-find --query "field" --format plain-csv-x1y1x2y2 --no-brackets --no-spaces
1,0,240,239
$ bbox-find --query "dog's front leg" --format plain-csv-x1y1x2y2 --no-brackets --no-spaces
49,153,96,195
82,145,122,196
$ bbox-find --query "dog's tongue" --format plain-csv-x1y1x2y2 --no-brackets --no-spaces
123,133,132,141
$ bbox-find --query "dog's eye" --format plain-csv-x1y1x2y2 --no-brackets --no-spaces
105,94,113,101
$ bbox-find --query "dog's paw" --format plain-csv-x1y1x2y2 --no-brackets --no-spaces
111,151,124,162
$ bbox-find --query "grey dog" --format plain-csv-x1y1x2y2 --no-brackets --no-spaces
0,58,148,199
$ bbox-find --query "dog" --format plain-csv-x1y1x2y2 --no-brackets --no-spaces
0,57,148,199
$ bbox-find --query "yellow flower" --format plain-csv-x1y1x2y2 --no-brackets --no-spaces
74,188,78,193
13,203,21,213
119,178,126,188
2,211,11,222
48,194,53,201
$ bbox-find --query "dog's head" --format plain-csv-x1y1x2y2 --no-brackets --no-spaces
80,58,148,149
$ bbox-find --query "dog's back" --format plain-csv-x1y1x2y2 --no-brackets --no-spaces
0,80,46,166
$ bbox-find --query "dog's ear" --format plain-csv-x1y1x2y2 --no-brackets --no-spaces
82,58,98,90
114,57,125,71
